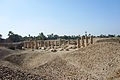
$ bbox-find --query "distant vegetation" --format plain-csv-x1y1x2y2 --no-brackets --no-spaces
0,31,120,43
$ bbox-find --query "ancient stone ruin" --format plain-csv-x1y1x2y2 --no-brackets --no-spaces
23,35,94,51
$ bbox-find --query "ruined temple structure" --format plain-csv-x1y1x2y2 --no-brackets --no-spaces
23,35,94,51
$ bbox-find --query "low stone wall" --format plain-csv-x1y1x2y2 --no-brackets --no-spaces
0,42,23,50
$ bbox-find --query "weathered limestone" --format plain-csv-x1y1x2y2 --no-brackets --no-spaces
55,41,57,46
37,42,40,48
31,42,34,50
81,36,85,47
42,41,44,48
40,41,43,48
62,40,66,49
44,41,48,48
26,42,28,48
77,38,80,48
51,41,54,49
23,34,94,50
48,41,51,47
90,35,93,44
27,42,30,48
68,39,70,45
59,38,62,47
67,45,76,49
29,39,33,48
85,35,88,46
34,39,38,49
44,41,46,48
24,42,27,48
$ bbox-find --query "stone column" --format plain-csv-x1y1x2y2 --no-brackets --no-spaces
26,42,28,48
51,41,54,49
44,41,48,48
48,41,51,47
55,41,57,46
40,40,43,48
85,35,88,46
37,42,40,48
27,42,30,49
31,41,34,51
59,38,62,47
63,40,66,49
34,39,38,49
24,42,27,48
52,41,55,48
29,39,32,49
46,41,48,47
77,38,80,48
68,39,70,45
90,35,93,44
44,41,46,48
43,41,45,47
54,41,58,49
23,42,25,48
81,36,85,47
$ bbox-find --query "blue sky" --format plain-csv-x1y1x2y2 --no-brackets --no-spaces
0,0,120,38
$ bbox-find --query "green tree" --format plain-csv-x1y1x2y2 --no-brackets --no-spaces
37,32,46,40
7,31,23,42
117,35,120,37
47,33,59,40
108,34,115,37
53,35,59,39
8,31,14,36
47,33,54,40
99,34,107,38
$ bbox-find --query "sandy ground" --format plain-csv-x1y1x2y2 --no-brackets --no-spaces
0,37,120,80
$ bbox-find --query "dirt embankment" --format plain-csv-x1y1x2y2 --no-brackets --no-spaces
0,47,14,59
0,38,120,80
0,65,55,80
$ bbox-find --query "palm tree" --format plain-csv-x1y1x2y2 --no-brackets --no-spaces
8,31,14,36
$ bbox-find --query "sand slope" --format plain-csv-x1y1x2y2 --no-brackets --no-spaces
0,38,120,80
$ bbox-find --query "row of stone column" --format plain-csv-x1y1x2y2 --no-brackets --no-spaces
77,35,93,48
23,35,93,50
24,39,61,50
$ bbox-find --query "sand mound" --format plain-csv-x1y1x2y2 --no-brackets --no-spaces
63,42,120,79
96,38,120,43
33,57,81,79
0,47,14,59
4,53,27,66
0,38,120,80
0,65,54,80
29,42,120,79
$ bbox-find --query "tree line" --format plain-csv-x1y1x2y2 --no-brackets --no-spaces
0,31,120,42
